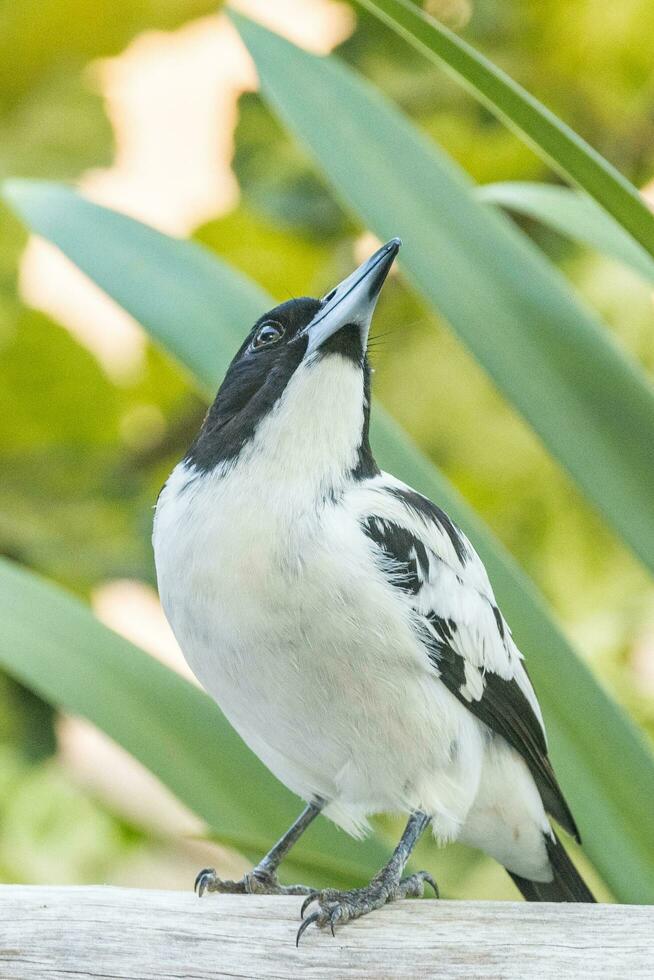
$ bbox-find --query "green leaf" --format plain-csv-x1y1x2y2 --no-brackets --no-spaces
5,179,654,901
0,556,389,888
2,179,268,396
356,0,654,262
478,182,654,284
230,11,654,580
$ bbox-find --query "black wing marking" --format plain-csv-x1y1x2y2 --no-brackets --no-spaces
361,498,580,842
362,516,430,595
431,636,579,841
387,485,471,565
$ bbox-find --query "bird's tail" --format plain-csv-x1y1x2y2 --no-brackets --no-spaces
507,831,595,902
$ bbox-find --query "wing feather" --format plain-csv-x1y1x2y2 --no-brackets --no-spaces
358,474,579,841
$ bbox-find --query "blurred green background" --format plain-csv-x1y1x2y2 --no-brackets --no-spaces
1,0,653,899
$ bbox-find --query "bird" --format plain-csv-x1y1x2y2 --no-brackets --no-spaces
152,237,595,943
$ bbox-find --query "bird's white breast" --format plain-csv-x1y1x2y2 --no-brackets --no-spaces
153,359,484,836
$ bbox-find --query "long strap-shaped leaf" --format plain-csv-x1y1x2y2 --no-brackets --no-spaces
231,12,654,581
479,182,654,285
357,0,654,261
5,180,654,901
0,558,388,887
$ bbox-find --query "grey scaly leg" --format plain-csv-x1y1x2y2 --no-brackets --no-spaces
195,800,323,898
296,810,437,944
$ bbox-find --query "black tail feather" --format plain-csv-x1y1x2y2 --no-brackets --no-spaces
508,831,595,902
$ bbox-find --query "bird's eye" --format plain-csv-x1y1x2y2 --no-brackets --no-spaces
252,321,285,350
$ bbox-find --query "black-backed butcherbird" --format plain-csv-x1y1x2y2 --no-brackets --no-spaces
153,239,594,943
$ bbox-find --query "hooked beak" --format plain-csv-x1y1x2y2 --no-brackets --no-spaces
302,238,401,355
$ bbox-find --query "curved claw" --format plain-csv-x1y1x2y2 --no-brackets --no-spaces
329,908,339,938
194,867,215,897
300,891,319,919
296,911,320,947
423,872,439,899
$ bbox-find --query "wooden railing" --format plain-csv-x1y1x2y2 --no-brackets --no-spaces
1,886,651,978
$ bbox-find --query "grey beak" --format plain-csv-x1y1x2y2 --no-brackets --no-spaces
302,238,401,354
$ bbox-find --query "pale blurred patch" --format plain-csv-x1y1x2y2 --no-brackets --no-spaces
642,181,654,316
56,719,247,886
57,715,203,839
119,403,167,451
354,231,383,265
91,577,193,681
232,0,354,53
631,616,654,696
17,1,354,381
110,834,248,890
18,244,147,384
423,0,473,29
55,579,250,884
56,579,197,839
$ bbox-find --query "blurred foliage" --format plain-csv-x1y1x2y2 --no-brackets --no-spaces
231,94,351,241
0,305,199,590
0,0,221,115
0,0,652,896
0,745,136,883
0,676,55,761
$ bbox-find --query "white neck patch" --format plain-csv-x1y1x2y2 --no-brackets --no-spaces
231,352,366,498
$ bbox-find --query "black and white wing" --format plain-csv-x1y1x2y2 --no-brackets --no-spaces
358,475,579,841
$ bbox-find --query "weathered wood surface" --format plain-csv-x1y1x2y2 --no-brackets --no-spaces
0,886,651,979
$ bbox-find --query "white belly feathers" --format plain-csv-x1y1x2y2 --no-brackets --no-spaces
153,456,484,840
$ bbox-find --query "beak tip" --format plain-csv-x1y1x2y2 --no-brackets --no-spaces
305,236,401,352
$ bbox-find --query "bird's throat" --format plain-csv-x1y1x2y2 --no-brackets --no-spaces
234,354,374,496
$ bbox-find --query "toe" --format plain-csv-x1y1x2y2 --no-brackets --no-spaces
194,868,216,897
293,867,438,941
394,870,439,900
325,900,349,930
296,911,321,946
421,871,439,898
300,891,320,918
296,897,349,943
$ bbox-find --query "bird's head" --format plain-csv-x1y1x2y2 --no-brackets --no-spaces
186,238,401,487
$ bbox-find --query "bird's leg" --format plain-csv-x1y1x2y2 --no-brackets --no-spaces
297,810,436,944
195,800,323,898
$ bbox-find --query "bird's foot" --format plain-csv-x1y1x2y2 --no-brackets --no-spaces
195,866,316,897
296,869,438,944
